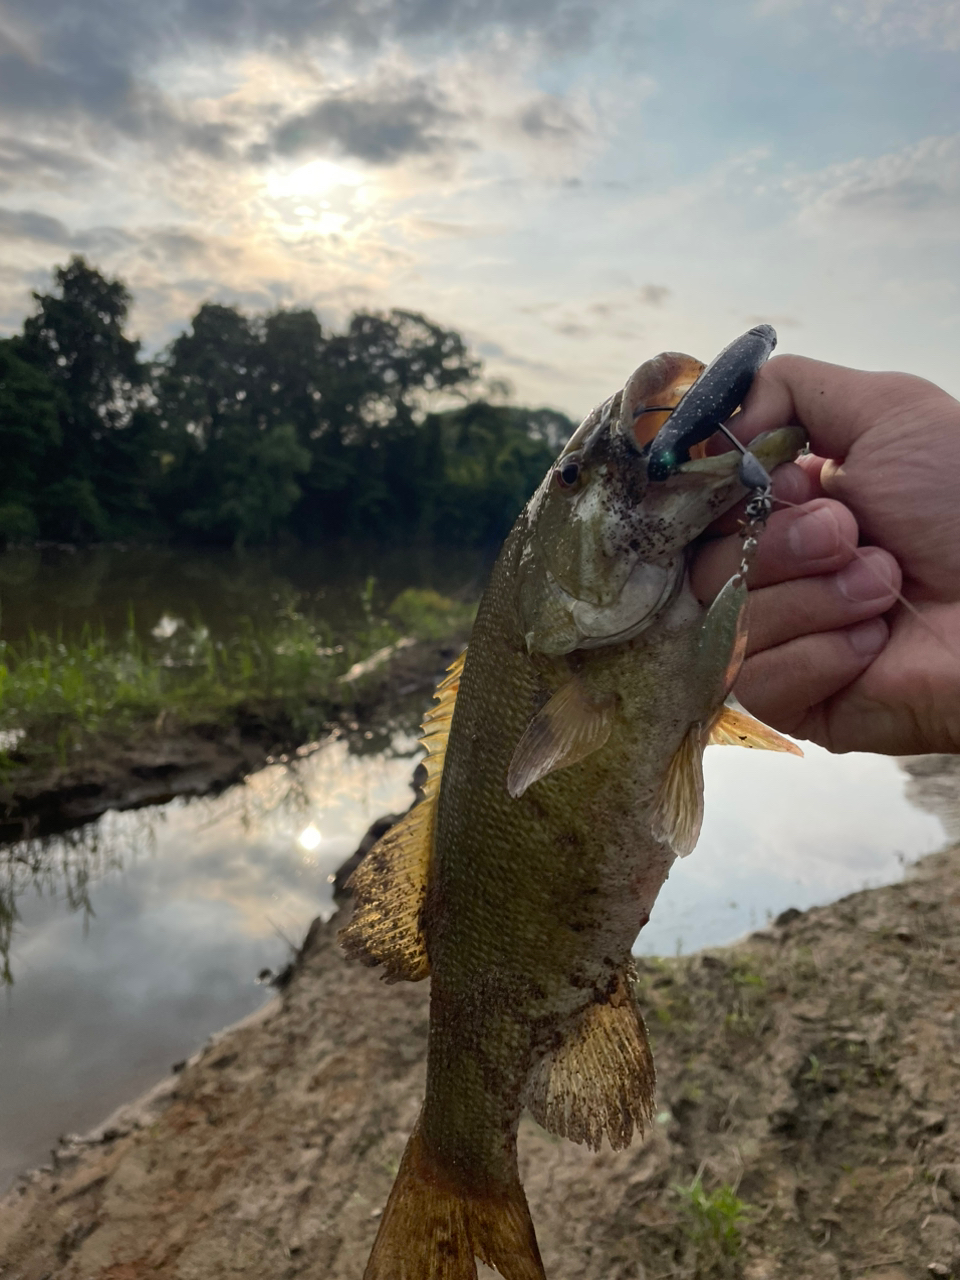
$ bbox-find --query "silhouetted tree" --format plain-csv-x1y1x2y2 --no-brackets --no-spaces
5,260,575,549
16,256,152,541
0,339,62,543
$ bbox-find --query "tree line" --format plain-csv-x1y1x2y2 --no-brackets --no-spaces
0,257,574,548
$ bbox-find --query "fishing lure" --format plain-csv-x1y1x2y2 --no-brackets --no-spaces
645,323,778,500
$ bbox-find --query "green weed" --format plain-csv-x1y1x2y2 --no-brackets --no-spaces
0,587,472,773
387,588,476,641
675,1174,750,1261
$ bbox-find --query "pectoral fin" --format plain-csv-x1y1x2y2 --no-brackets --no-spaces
707,705,803,755
507,678,614,800
651,723,705,858
524,966,655,1152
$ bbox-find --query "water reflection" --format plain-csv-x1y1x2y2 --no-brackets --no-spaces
636,744,946,955
0,732,420,1192
0,731,949,1194
0,543,490,645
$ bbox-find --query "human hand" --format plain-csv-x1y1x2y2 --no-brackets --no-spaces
690,355,960,755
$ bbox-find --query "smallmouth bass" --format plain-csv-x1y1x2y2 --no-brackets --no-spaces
342,332,805,1279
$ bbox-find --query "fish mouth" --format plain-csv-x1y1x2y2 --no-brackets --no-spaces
623,422,806,568
671,423,805,479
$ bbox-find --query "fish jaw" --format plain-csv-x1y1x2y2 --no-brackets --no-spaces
518,422,805,657
628,424,807,560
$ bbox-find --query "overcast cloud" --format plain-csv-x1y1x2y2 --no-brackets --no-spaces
0,0,957,410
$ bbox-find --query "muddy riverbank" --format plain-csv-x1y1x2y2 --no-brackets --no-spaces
0,634,465,843
4,828,960,1278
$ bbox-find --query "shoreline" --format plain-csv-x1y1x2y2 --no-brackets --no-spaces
0,632,466,844
4,823,960,1276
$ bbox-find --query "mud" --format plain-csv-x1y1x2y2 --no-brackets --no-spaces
4,830,960,1279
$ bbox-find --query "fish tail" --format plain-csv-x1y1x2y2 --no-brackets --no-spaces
364,1118,545,1280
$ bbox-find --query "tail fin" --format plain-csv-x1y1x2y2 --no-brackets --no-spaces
364,1120,545,1280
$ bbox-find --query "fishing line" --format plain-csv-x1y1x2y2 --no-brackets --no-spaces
762,492,960,666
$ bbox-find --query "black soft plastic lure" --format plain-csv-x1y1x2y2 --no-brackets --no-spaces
646,324,777,482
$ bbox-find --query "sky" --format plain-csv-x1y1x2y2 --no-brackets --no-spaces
0,0,958,415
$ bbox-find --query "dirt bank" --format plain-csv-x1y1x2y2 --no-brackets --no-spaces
4,832,960,1279
0,634,465,843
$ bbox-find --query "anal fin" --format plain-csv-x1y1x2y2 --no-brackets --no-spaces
524,967,656,1152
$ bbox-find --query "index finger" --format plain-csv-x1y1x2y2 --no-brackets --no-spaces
732,354,949,459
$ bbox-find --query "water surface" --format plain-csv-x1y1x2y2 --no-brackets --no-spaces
0,546,949,1193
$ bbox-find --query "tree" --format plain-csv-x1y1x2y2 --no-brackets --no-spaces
154,304,310,546
289,309,479,540
17,256,151,541
430,402,565,544
0,340,62,543
8,259,567,549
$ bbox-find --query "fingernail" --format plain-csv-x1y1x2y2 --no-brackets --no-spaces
787,508,840,561
836,554,896,603
848,618,887,657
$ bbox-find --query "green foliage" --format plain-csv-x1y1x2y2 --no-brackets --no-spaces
387,588,477,640
4,258,574,549
16,257,152,542
0,338,62,545
675,1174,750,1261
0,588,472,768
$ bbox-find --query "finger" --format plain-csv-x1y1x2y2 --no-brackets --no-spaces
708,459,815,537
734,618,890,738
691,498,860,602
743,547,901,655
728,355,950,459
794,452,828,495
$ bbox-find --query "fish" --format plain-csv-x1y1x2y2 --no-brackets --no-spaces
340,332,806,1280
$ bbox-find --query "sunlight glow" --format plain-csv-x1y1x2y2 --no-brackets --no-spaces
297,824,322,851
266,159,364,201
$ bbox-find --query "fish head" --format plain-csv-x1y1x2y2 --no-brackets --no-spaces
517,351,805,656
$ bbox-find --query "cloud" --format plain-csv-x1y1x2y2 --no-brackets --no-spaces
0,136,96,192
269,80,463,165
787,134,960,239
745,313,802,329
0,0,609,136
516,95,586,143
830,0,960,50
0,206,71,244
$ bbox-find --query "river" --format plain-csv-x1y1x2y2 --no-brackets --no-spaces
0,546,947,1193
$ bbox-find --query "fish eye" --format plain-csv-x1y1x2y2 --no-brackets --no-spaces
556,456,582,489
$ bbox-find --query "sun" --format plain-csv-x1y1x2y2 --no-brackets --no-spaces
265,158,364,202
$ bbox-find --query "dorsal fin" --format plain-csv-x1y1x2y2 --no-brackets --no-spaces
339,649,465,982
524,966,656,1152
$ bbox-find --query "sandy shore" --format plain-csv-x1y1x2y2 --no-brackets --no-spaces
4,822,960,1278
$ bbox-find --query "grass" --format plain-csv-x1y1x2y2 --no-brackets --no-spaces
0,584,476,982
675,1174,751,1268
0,586,476,775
